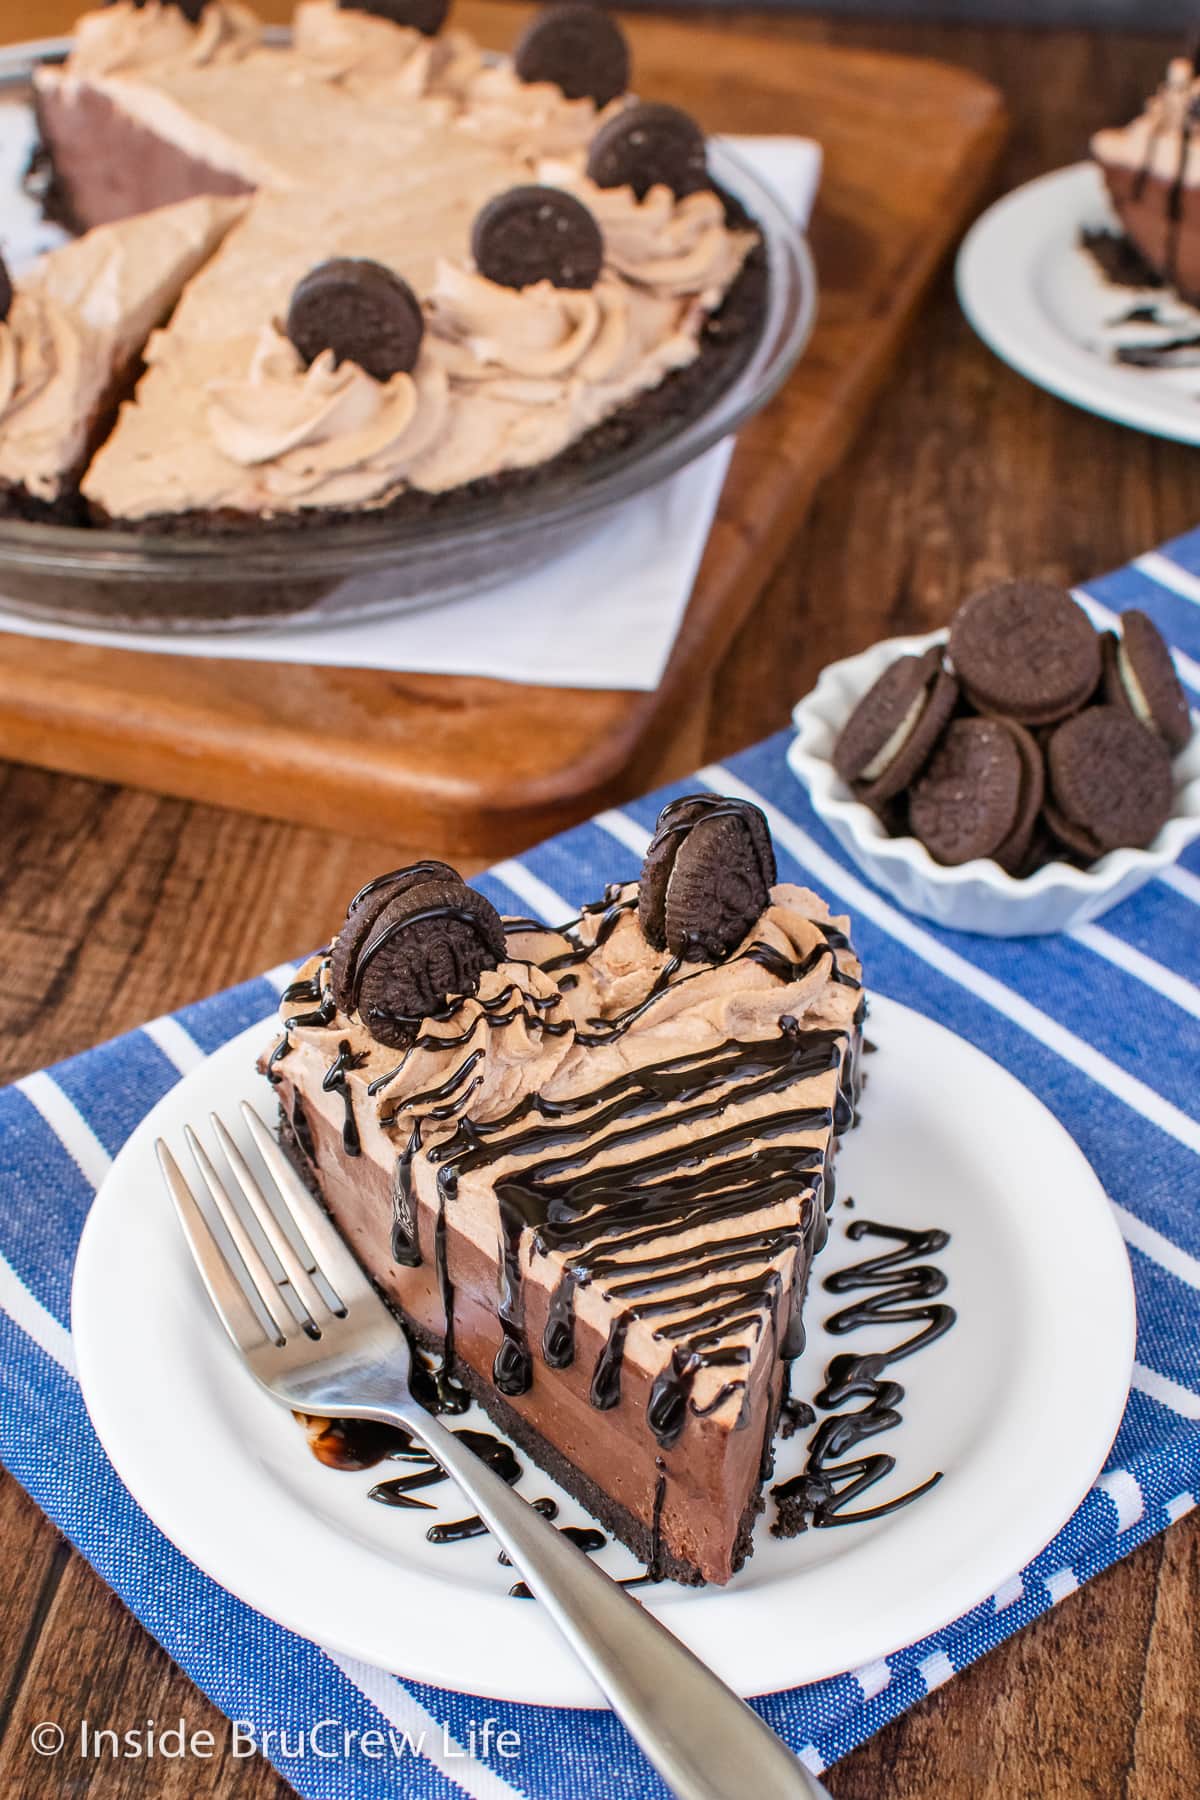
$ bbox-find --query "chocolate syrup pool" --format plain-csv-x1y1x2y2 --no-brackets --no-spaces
299,1211,955,1590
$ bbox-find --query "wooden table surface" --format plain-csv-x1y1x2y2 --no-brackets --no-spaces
1,5,1197,1797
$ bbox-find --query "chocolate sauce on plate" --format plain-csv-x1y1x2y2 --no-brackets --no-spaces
772,1220,955,1534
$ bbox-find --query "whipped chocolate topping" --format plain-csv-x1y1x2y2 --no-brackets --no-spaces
540,159,756,299
455,62,620,159
85,233,733,515
0,193,244,501
265,879,862,1437
205,326,450,502
0,294,89,501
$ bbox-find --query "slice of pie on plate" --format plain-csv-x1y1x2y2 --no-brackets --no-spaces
261,797,864,1584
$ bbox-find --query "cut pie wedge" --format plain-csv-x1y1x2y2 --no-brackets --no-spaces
262,800,863,1583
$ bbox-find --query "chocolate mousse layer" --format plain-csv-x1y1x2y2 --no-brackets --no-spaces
1099,163,1200,307
275,1097,778,1583
261,828,863,1586
33,84,254,235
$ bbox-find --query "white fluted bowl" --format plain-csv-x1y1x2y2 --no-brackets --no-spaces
788,630,1200,937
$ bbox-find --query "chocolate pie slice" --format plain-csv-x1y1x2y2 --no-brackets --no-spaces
0,192,245,520
1091,53,1200,303
261,798,863,1584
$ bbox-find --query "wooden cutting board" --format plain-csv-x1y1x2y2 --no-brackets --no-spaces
0,3,1006,858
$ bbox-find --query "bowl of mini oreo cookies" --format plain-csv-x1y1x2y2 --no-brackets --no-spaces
789,579,1200,936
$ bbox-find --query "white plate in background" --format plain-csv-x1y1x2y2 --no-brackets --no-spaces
958,160,1200,444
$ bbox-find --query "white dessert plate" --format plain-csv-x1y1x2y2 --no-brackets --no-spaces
71,995,1135,1707
957,160,1200,444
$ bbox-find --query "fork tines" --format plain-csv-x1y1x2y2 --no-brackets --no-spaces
156,1101,364,1354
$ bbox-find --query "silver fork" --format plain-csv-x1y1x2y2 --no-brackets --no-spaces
157,1102,832,1800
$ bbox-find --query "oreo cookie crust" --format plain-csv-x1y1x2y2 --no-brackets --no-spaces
949,580,1102,725
908,717,1023,866
1104,610,1192,754
1046,705,1174,854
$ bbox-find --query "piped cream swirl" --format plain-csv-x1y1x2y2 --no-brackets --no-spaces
289,0,475,101
269,881,861,1150
456,63,618,158
540,159,755,299
69,0,262,78
0,295,90,498
183,263,701,511
428,262,663,385
206,324,450,503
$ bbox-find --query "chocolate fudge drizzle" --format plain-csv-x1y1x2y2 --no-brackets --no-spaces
305,1415,614,1578
302,1209,955,1590
265,968,335,1089
772,1219,955,1533
412,1019,856,1434
378,891,862,1429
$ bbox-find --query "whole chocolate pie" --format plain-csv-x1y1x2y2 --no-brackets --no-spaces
15,0,766,544
260,797,864,1585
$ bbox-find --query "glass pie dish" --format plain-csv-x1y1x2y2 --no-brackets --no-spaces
0,38,816,634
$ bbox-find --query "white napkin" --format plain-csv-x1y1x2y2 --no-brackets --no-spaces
0,133,821,691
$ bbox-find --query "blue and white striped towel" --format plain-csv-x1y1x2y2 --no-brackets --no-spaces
3,531,1200,1798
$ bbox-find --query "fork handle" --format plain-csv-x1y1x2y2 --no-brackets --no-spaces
381,1405,831,1800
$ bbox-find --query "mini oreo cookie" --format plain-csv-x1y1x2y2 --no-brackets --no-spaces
286,258,424,383
513,3,631,108
832,645,957,805
908,717,1023,866
1042,797,1105,865
639,793,776,962
1104,610,1192,754
337,0,450,37
1046,705,1174,854
990,719,1045,875
331,860,460,1017
948,579,1102,725
472,187,603,291
586,101,708,202
128,0,207,19
0,254,11,325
